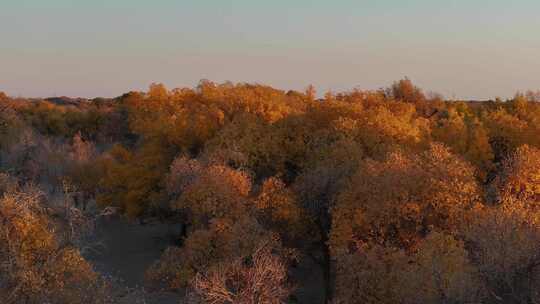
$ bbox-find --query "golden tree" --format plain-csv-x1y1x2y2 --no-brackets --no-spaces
254,177,307,241
0,180,110,304
330,143,481,253
490,145,540,205
167,156,252,226
333,232,483,304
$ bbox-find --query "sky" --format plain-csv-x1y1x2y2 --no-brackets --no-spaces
1,0,540,99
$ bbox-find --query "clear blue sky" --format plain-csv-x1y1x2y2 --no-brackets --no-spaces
1,0,540,99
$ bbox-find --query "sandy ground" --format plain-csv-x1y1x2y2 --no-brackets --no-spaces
87,216,183,303
291,256,326,304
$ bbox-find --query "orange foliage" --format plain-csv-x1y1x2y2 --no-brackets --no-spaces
6,79,540,303
490,144,540,205
0,181,109,303
330,143,481,252
333,232,482,304
167,156,252,225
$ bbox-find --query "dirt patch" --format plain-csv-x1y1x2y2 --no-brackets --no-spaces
86,216,183,303
87,217,174,287
291,255,326,304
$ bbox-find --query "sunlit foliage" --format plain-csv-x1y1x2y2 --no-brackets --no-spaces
0,177,110,304
4,79,540,303
330,143,481,252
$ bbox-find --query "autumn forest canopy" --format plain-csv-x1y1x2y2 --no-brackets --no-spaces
2,79,540,303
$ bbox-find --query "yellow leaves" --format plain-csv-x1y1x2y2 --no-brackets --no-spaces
491,144,540,205
483,108,537,154
0,191,57,263
126,84,227,152
167,156,252,224
0,185,104,303
9,80,540,303
254,177,307,239
332,138,540,304
407,232,482,304
97,141,173,217
332,102,430,158
432,105,496,176
333,232,482,304
198,82,305,123
389,77,426,103
331,143,481,252
146,216,275,291
203,114,286,176
148,83,169,100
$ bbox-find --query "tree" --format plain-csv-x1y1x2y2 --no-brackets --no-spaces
409,232,483,303
388,78,426,103
254,177,307,241
67,133,100,209
329,101,430,158
305,84,316,102
333,232,483,304
0,179,110,303
97,141,173,218
190,239,294,304
0,97,26,150
148,157,261,290
331,144,481,252
462,204,540,303
145,217,278,291
202,114,275,176
483,108,537,162
489,145,540,205
432,106,494,177
167,156,252,227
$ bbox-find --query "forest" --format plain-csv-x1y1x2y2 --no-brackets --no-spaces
1,79,540,304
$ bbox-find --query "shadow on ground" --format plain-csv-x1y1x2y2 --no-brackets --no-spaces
87,216,183,303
